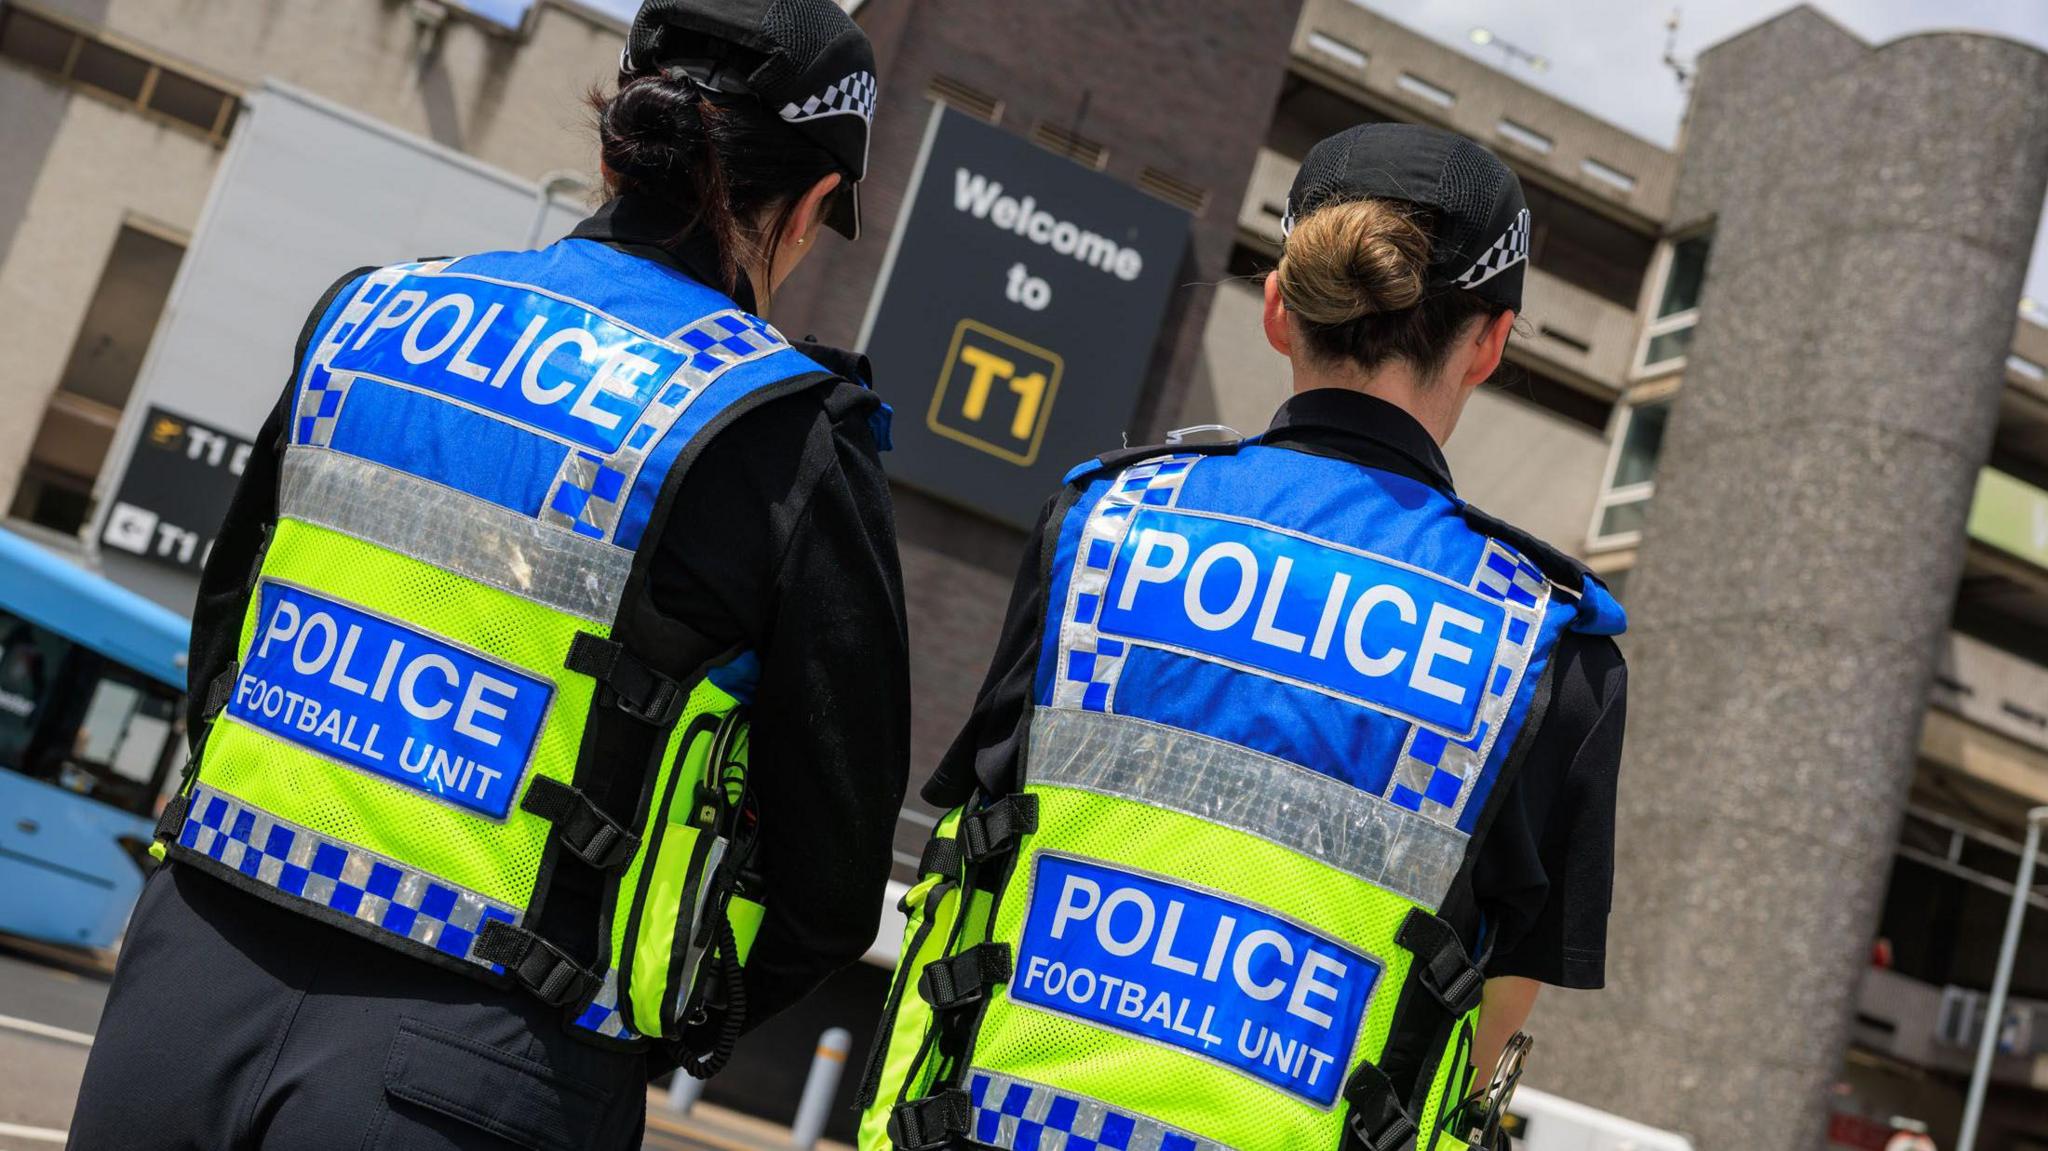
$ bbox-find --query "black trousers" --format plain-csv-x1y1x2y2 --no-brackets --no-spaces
70,865,647,1150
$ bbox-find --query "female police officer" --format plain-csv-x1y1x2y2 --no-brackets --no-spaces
860,123,1627,1151
71,1,907,1146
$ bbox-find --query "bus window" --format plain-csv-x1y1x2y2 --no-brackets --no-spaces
0,611,74,768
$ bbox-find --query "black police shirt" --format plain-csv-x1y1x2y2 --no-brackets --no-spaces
922,389,1626,989
187,198,911,1028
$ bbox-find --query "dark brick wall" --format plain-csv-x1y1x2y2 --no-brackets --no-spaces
768,1,1304,856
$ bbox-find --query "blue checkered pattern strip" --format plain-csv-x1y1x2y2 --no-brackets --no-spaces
540,309,787,544
570,967,636,1040
294,264,429,447
968,1071,1231,1151
1384,540,1549,823
1052,455,1202,712
176,783,516,966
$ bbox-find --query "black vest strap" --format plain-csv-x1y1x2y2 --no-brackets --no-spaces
158,661,243,843
960,794,1037,864
887,1089,974,1151
565,633,684,726
1341,1060,1419,1151
918,942,1011,1011
473,919,603,1008
917,835,963,881
1397,909,1487,1017
521,776,641,871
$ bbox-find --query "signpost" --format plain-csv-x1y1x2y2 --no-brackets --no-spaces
860,105,1192,528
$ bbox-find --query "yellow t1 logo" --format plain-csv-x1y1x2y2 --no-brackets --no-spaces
928,319,1065,466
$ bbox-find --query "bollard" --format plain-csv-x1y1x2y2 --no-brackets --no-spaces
667,1069,705,1115
790,1027,852,1149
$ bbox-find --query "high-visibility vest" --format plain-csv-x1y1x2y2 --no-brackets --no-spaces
860,440,1625,1150
161,239,847,1048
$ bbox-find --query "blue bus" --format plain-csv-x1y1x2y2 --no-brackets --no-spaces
0,525,189,950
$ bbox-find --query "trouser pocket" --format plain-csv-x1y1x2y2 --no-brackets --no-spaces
371,1019,616,1151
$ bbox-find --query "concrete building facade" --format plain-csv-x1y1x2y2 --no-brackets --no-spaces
3,0,2047,1146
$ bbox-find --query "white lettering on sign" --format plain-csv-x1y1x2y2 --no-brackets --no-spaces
954,169,1145,282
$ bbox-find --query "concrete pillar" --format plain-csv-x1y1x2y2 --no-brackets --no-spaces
1530,11,2048,1151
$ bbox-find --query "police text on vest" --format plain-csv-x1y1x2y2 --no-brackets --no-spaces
1097,508,1507,736
1011,855,1378,1106
227,582,552,819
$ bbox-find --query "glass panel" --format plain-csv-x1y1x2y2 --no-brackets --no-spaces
76,680,141,763
1643,324,1695,368
49,655,180,816
147,68,227,132
55,225,186,407
1597,498,1650,539
70,39,148,100
1612,400,1672,489
0,611,74,770
1658,235,1712,317
0,8,76,72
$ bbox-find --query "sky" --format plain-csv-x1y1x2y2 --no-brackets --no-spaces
573,0,2048,311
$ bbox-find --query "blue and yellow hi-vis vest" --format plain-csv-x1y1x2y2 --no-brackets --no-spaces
861,440,1624,1150
159,237,849,1049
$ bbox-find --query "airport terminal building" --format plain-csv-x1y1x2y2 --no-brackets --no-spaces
1,1,2045,1146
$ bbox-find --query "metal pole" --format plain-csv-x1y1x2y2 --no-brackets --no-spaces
526,169,589,249
1956,805,2048,1151
790,1027,851,1149
666,1069,705,1114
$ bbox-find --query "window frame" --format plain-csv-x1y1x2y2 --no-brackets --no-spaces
0,2,240,144
1587,382,1678,552
1632,230,1712,379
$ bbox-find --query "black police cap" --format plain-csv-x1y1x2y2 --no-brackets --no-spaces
1283,123,1531,312
621,0,877,239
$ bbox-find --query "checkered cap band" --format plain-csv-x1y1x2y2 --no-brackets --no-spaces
1451,208,1530,290
780,69,876,124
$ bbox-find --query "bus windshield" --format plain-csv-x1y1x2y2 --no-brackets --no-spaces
0,607,183,819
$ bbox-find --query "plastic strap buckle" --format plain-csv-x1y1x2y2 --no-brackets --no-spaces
1397,909,1486,1017
153,793,190,843
917,942,1011,1011
887,1089,973,1151
473,920,602,1009
521,776,641,871
202,662,239,719
565,633,684,727
1342,1061,1419,1151
960,794,1038,865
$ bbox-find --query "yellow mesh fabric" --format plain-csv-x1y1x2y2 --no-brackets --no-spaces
858,811,967,1151
1416,1011,1480,1149
970,784,1423,1151
197,518,601,908
608,682,741,1036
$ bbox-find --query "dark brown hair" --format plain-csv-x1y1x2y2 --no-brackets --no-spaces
590,72,841,307
1274,198,1505,379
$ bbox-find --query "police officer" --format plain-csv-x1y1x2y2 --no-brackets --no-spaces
71,2,907,1146
860,124,1627,1151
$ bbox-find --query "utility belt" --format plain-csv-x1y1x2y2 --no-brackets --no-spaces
857,708,1496,1151
157,550,764,1061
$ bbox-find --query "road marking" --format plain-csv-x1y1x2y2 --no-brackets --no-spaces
0,1013,93,1048
0,1121,67,1144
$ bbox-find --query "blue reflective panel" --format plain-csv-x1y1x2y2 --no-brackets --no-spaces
325,272,688,455
1097,508,1507,737
1011,855,1378,1107
227,582,552,818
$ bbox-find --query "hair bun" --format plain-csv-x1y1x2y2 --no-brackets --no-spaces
1274,199,1430,326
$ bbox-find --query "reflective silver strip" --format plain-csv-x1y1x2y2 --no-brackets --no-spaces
173,783,518,968
1027,706,1468,911
965,1069,1236,1151
280,447,630,623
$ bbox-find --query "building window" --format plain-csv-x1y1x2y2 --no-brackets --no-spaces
1396,72,1456,109
1306,30,1368,72
8,222,185,535
1588,396,1671,548
1495,117,1554,155
0,5,238,143
1635,233,1711,377
1580,157,1638,195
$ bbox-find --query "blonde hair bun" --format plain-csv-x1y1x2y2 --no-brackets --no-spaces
1274,199,1430,326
